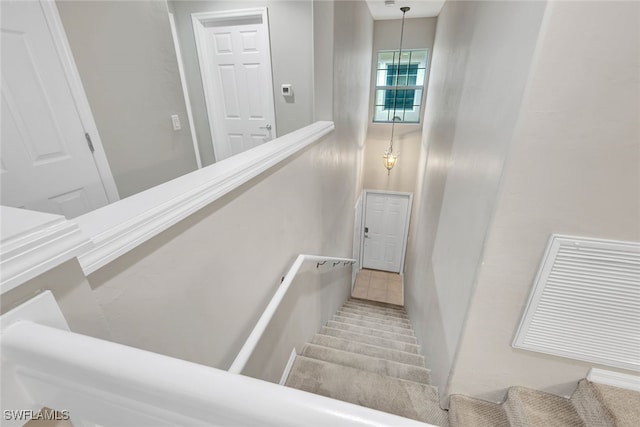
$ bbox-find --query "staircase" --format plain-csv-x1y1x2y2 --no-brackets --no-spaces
285,297,640,427
285,297,449,425
450,379,640,427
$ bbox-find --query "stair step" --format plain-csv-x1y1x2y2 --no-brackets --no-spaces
332,315,414,336
572,380,640,427
349,297,404,310
591,382,640,427
344,301,409,318
336,307,411,328
321,326,419,354
285,356,448,425
449,395,509,427
571,380,616,426
326,320,416,344
335,310,411,329
310,334,425,367
505,386,585,427
301,343,431,385
338,307,411,324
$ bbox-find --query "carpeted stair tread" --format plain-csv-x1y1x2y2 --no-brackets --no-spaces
335,310,412,329
338,306,411,324
340,305,410,322
344,301,409,317
332,315,414,336
505,386,585,427
301,343,431,385
344,299,407,316
343,304,409,320
320,326,419,353
580,380,640,427
571,380,616,426
310,333,425,367
327,320,417,344
337,308,411,326
449,394,509,427
349,297,405,310
285,356,448,426
343,301,409,319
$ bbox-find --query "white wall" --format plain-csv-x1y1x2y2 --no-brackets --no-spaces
362,18,436,193
85,0,373,381
56,0,198,199
168,0,315,166
448,0,640,402
403,0,547,400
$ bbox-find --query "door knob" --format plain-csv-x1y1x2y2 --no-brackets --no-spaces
260,124,272,130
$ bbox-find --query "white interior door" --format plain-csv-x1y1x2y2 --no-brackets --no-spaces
1,0,110,218
362,192,411,273
193,8,277,162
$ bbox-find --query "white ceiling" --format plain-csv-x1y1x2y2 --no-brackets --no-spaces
365,0,445,20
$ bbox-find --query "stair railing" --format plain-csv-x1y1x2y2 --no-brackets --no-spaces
228,254,355,374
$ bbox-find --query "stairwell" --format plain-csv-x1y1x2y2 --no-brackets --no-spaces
285,298,640,426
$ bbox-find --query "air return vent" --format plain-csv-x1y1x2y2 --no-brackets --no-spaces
514,235,640,371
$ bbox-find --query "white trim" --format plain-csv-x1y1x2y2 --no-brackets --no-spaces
587,368,640,392
0,207,93,295
229,253,355,374
39,0,120,202
352,193,364,290
360,190,413,274
75,121,334,275
279,348,298,385
191,7,277,161
1,291,70,427
168,12,201,169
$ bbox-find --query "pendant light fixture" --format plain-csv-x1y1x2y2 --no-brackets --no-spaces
383,6,410,175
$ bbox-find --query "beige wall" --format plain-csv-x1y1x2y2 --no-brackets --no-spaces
448,0,640,402
403,0,547,401
1,260,111,340
362,17,436,193
57,0,198,199
85,0,373,382
168,0,315,166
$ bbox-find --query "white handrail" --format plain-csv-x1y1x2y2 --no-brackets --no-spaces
228,254,356,374
2,321,433,426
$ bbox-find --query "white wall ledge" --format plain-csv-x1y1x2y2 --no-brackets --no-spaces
75,121,335,274
0,207,92,295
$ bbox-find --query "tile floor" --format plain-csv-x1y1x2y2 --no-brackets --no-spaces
351,269,403,306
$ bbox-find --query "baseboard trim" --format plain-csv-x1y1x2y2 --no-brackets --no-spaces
587,368,640,392
279,348,298,385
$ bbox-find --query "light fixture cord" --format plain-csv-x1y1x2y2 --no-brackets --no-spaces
389,6,409,153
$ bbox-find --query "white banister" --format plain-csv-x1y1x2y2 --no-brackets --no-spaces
228,254,356,374
2,320,433,426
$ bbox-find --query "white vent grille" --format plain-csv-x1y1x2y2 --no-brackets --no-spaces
514,235,640,371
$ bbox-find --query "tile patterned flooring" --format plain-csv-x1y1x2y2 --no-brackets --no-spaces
351,269,403,306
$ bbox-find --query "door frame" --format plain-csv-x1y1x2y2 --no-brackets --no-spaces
40,0,119,202
168,12,202,169
191,7,277,161
359,190,413,274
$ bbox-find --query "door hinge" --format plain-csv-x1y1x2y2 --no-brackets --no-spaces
85,132,95,153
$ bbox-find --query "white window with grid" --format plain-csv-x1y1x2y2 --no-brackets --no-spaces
373,49,429,123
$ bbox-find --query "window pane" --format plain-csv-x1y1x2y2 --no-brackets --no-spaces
384,89,416,110
374,49,428,123
373,104,391,122
409,49,428,68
